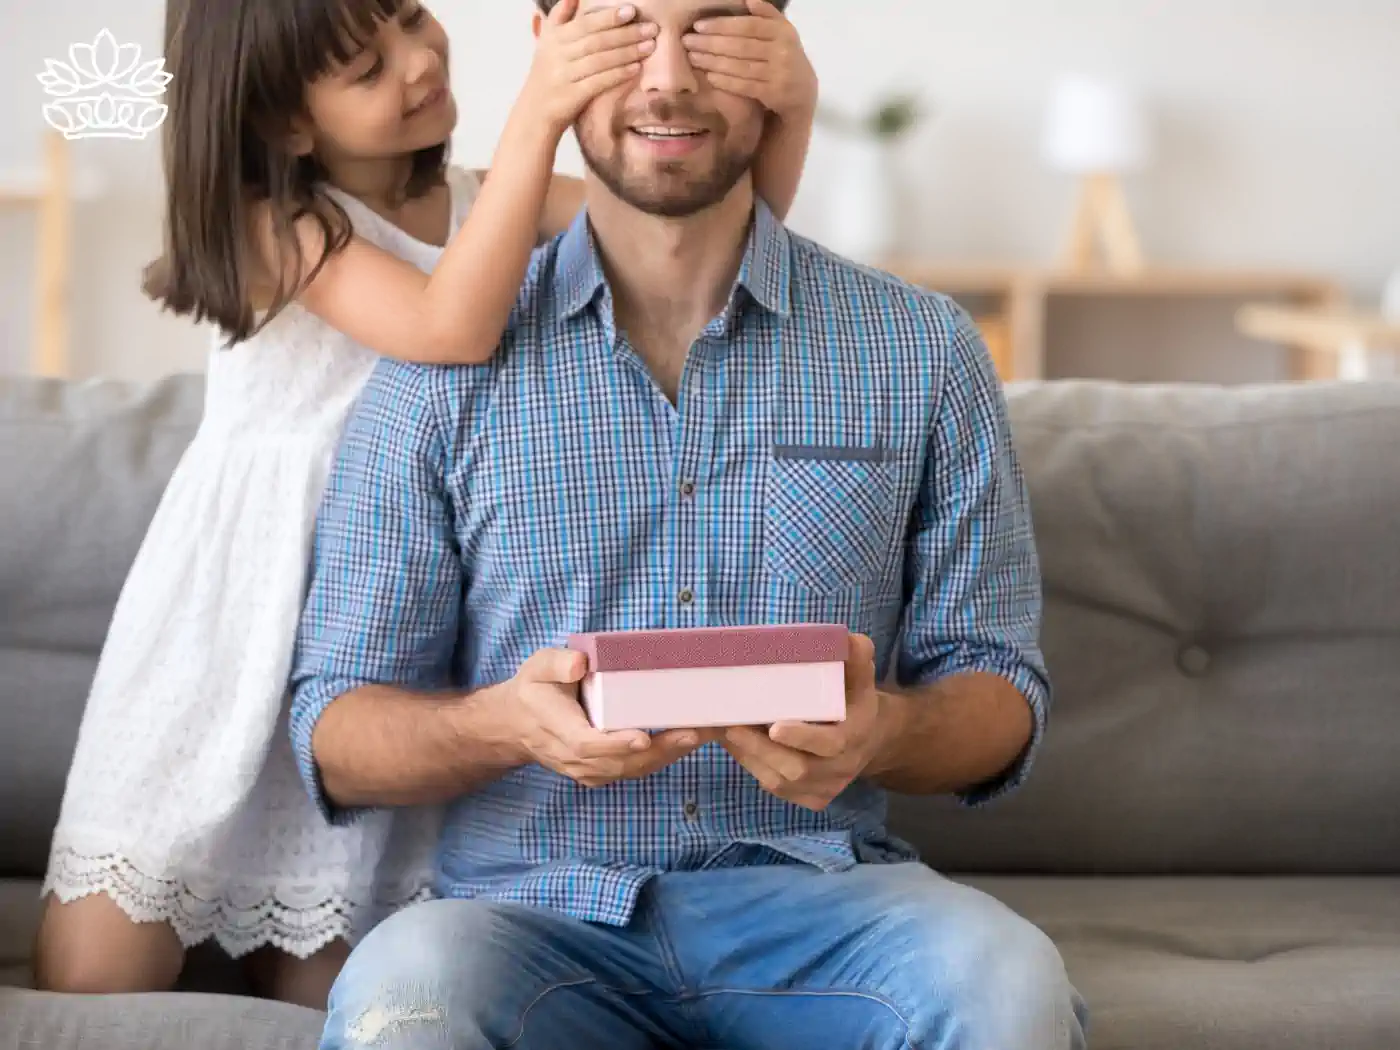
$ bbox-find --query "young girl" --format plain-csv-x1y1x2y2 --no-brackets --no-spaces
34,0,816,1010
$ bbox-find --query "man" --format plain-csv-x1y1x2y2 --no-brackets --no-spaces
290,0,1088,1046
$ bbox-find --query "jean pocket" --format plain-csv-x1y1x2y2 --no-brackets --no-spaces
763,445,894,595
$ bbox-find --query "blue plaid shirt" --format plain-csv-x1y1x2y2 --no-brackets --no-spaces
290,202,1049,926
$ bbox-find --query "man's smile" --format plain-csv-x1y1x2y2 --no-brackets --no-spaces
628,123,711,157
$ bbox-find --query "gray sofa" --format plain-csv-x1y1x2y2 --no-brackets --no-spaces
2,372,1398,1050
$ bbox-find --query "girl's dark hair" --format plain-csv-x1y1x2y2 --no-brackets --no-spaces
143,0,448,344
536,0,789,10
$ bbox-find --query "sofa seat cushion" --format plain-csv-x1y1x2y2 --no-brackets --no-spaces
0,989,323,1050
7,873,1398,1049
966,875,1400,1050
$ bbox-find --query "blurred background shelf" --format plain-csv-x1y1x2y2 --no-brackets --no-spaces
0,132,104,379
883,261,1346,382
1237,303,1400,380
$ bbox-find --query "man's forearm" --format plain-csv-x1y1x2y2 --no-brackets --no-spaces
311,683,526,810
868,672,1034,796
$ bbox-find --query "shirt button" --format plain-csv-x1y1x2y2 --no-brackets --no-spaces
678,480,696,498
683,801,699,820
678,587,694,605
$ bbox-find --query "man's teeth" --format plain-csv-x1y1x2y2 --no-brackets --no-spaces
634,126,702,138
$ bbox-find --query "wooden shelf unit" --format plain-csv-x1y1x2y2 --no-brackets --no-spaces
1237,303,1400,380
882,261,1347,382
0,132,80,378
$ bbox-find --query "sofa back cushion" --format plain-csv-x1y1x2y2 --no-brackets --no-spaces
0,376,201,877
3,374,1399,879
894,380,1400,876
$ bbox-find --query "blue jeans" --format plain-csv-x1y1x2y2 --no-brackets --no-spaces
322,862,1087,1049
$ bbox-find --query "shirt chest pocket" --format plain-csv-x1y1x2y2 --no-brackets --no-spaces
762,444,896,596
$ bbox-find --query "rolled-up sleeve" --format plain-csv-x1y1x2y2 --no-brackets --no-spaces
897,303,1050,805
289,360,463,823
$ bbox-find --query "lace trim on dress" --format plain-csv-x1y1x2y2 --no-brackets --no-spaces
43,845,435,960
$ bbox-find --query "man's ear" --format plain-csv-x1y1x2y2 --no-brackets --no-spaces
532,12,544,38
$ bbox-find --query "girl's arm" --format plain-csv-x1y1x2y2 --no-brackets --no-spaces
462,169,586,246
259,1,657,366
749,107,813,222
683,0,817,222
538,176,586,242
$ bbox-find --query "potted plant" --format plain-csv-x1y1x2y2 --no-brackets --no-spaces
816,92,926,264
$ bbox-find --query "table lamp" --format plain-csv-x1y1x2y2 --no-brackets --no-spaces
1042,74,1152,275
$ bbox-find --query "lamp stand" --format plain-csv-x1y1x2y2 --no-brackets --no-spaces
1061,172,1144,275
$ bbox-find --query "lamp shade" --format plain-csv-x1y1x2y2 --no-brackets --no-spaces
1042,74,1151,174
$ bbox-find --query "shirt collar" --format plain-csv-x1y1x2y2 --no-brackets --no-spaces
555,208,607,319
554,198,792,323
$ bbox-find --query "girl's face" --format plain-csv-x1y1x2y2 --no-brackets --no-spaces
297,2,456,167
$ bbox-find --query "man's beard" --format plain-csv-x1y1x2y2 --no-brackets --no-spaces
576,103,761,218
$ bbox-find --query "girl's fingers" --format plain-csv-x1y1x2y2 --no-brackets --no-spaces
687,52,769,80
570,39,654,80
548,0,580,25
695,71,765,100
690,15,780,39
681,33,768,59
561,2,638,38
573,61,644,98
568,21,657,59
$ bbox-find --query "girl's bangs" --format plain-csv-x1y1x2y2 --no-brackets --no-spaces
291,0,407,79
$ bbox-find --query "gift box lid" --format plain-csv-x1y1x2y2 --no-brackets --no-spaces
567,623,849,673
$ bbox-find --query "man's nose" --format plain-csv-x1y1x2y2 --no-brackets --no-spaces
637,31,699,95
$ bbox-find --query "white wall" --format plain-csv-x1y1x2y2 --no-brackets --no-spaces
2,0,1397,381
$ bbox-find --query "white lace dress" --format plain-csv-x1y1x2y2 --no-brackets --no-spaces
42,167,481,960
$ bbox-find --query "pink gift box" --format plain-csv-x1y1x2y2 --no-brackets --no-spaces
567,624,849,731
